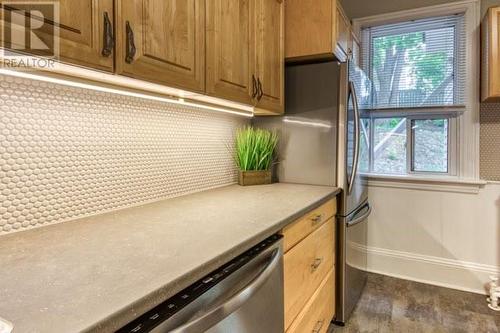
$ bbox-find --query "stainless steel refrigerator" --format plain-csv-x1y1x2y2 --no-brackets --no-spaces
253,60,372,325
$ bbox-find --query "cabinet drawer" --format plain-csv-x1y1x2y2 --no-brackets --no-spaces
287,269,335,333
282,199,336,252
284,219,335,329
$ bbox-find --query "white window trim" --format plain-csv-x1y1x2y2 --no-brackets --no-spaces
353,0,481,189
363,173,487,194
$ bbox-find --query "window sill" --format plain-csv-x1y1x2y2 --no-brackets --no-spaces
362,173,488,194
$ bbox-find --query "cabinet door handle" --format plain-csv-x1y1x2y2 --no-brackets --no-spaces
125,21,137,64
102,12,114,57
311,257,323,272
252,75,258,98
257,78,263,101
312,320,324,333
310,214,323,225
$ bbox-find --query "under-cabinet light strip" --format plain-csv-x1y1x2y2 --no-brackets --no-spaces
0,68,254,118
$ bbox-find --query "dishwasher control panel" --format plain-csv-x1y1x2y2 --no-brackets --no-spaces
116,233,282,333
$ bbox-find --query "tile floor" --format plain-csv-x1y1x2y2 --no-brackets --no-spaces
330,273,500,333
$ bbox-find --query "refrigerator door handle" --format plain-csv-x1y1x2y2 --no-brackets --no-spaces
348,81,361,195
347,202,372,227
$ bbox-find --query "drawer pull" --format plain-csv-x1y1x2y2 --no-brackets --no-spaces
310,214,323,225
312,320,324,333
311,257,323,272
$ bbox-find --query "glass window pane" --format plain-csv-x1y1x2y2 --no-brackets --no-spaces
365,14,465,109
373,118,407,174
359,118,370,173
412,119,448,173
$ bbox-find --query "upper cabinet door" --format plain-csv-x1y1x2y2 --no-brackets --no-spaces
335,5,351,61
254,0,284,114
206,0,254,104
0,0,114,72
285,0,336,61
482,7,500,102
117,0,205,92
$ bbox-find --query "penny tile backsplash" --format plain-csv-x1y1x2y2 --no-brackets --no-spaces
0,75,248,234
480,102,500,181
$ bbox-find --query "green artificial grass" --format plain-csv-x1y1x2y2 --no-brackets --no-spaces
235,126,278,171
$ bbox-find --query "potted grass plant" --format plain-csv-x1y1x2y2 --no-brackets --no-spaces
235,126,278,186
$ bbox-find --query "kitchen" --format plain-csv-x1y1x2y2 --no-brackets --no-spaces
0,0,498,332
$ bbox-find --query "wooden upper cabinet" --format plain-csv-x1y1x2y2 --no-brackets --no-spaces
285,0,336,61
0,0,114,72
286,0,355,63
254,0,284,115
482,6,500,102
335,4,352,61
206,0,254,105
116,0,205,92
1,0,284,111
285,0,338,62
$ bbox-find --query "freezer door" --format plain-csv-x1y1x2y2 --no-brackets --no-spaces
336,200,371,324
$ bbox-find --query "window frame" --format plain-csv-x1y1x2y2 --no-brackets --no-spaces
362,113,457,176
352,0,481,184
408,116,456,175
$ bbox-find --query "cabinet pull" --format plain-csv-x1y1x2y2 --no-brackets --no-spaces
257,78,263,101
252,75,258,98
311,257,323,272
102,12,114,57
125,21,136,64
312,320,324,333
310,214,322,225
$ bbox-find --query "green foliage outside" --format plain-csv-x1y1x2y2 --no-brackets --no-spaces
235,127,278,171
372,31,451,107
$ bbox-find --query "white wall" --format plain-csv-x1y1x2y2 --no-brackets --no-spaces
365,182,500,294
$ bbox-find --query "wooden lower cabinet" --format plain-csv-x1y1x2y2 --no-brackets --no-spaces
287,269,335,333
283,213,336,330
282,199,336,252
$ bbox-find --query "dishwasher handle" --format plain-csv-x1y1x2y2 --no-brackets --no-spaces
169,248,281,333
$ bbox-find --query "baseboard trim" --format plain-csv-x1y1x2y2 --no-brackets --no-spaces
350,243,500,295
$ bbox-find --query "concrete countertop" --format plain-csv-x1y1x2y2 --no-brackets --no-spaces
0,183,340,333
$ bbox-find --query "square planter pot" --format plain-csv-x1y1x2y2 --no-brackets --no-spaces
238,170,272,186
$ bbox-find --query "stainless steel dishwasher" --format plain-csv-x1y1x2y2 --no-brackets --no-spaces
117,234,284,333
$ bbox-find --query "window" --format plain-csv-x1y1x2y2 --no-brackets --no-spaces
360,115,456,175
412,118,449,173
372,117,407,174
359,14,466,176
